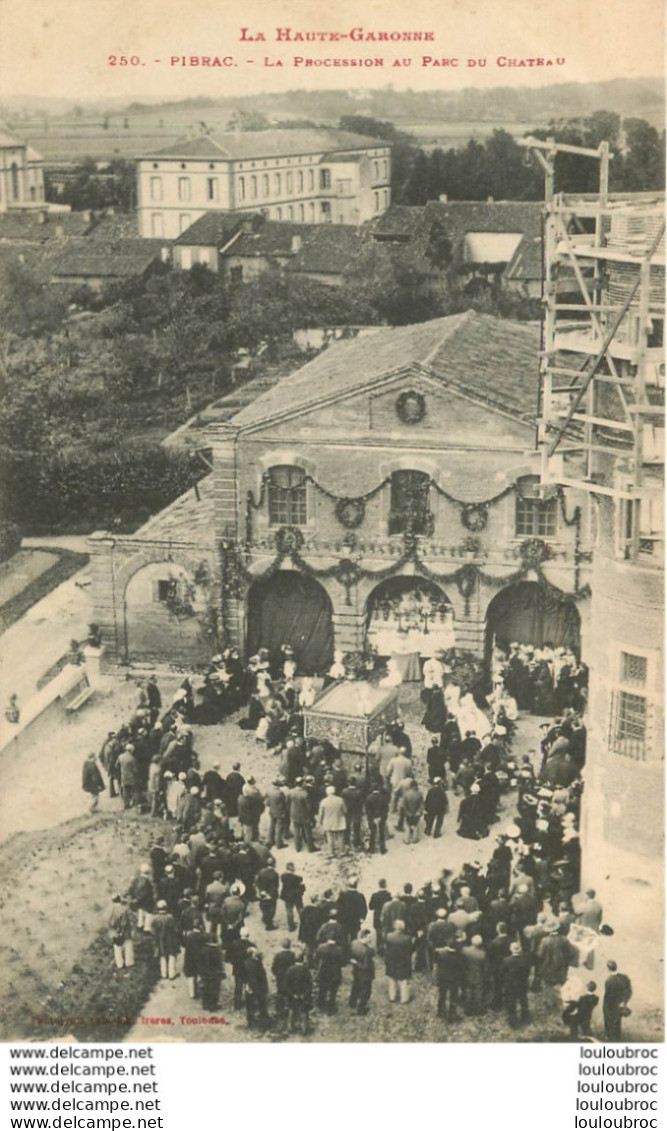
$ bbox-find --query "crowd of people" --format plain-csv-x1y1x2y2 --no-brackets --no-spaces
81,635,635,1042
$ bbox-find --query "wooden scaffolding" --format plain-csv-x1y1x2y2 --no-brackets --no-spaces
519,137,665,562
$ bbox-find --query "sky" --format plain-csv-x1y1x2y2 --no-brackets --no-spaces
0,0,663,104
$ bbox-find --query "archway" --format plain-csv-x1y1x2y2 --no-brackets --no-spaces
365,576,455,657
485,580,581,661
247,570,334,675
124,562,210,665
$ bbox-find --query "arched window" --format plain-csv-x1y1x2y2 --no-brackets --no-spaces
515,476,558,537
10,163,19,201
389,470,432,535
268,466,308,526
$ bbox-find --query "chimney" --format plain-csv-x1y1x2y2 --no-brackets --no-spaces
439,194,448,203
291,234,302,253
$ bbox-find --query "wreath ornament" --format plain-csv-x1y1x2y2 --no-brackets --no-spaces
335,497,366,530
461,503,489,532
519,537,550,566
396,390,426,425
274,526,305,556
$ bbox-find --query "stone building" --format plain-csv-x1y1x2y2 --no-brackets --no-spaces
0,125,45,212
90,311,592,671
137,128,391,239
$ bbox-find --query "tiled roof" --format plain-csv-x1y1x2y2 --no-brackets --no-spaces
0,211,94,243
173,210,262,247
147,128,387,161
229,222,307,258
504,234,544,281
51,238,163,279
367,205,425,239
423,200,542,239
367,201,542,264
133,475,215,544
286,225,362,275
229,311,540,429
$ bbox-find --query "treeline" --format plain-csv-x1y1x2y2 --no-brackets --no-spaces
340,112,665,203
45,158,136,212
0,446,203,534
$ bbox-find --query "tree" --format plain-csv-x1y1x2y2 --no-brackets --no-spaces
338,115,417,203
620,119,665,191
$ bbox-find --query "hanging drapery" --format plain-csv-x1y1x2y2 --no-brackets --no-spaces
247,571,334,676
485,581,581,655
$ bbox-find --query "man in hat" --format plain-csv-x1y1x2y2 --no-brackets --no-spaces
129,863,155,933
349,928,376,1015
244,947,270,1028
151,900,179,979
271,938,296,1018
280,862,305,932
82,752,105,813
369,879,392,955
284,949,313,1034
265,778,289,850
225,762,245,820
385,920,413,1004
108,894,135,970
315,935,344,1013
399,778,424,844
365,780,389,855
603,961,632,1041
318,786,347,858
118,745,138,810
288,778,315,853
502,940,531,1028
337,877,368,943
424,777,449,838
341,776,364,851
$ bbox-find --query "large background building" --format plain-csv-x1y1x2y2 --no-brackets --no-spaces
136,128,392,239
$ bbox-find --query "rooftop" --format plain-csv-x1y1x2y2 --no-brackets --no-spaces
51,238,163,279
145,128,388,162
229,311,541,430
133,474,215,545
0,211,94,244
286,224,363,275
173,210,262,247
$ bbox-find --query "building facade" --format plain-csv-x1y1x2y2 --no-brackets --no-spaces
90,312,591,671
136,128,391,239
0,125,45,212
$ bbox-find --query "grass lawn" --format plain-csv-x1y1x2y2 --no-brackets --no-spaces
0,547,89,632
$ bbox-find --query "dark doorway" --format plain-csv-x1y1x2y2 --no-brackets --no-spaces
485,581,581,662
247,570,334,675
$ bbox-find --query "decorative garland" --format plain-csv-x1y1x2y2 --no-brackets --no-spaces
245,469,555,544
220,527,590,616
236,473,588,614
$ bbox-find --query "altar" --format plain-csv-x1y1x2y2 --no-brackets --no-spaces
303,680,399,754
366,578,456,663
